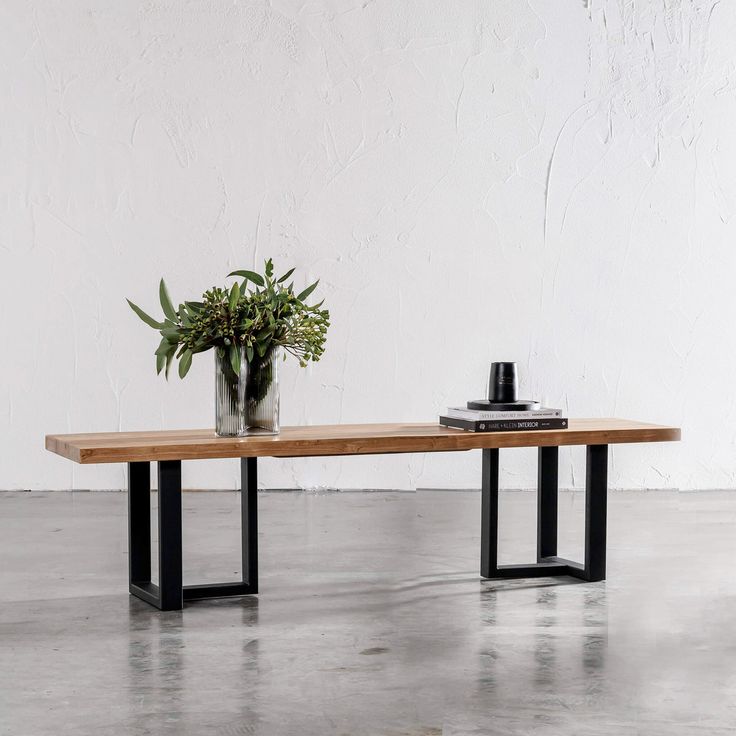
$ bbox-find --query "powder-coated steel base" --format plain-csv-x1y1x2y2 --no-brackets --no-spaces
128,457,258,611
127,446,608,610
480,445,608,582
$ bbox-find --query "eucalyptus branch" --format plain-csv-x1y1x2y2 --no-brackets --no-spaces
127,259,330,378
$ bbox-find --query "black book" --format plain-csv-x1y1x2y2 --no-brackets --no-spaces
439,416,568,432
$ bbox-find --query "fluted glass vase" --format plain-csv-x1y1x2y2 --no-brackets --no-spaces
215,347,280,437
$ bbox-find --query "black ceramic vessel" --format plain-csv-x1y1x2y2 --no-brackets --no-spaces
489,362,518,403
466,361,540,411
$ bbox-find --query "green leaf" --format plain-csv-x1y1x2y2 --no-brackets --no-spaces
277,267,295,284
228,269,264,287
246,344,254,362
185,301,204,312
179,304,192,327
154,337,171,357
296,279,319,302
164,348,175,380
228,281,240,312
161,327,181,343
159,279,177,321
127,299,165,330
178,349,193,379
229,343,241,375
156,352,166,375
264,258,274,279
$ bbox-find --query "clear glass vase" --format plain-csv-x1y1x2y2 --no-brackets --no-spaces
215,347,280,437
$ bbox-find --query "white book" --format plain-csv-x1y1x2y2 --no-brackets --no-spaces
446,406,563,421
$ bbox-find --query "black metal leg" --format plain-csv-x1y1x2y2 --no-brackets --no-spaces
181,456,259,603
128,462,151,584
537,447,558,561
157,460,183,610
128,460,184,611
583,444,608,582
241,457,258,593
480,449,500,577
481,447,567,579
127,457,259,610
480,445,609,583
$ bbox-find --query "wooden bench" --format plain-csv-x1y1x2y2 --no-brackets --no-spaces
45,419,680,610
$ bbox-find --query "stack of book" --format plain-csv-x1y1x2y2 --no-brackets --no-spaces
439,406,568,432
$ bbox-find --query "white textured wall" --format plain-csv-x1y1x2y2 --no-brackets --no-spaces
1,1,734,491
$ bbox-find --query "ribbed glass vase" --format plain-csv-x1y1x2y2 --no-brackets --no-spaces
244,347,280,434
214,347,280,437
215,347,247,437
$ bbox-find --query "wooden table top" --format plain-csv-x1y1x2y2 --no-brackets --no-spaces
45,419,680,464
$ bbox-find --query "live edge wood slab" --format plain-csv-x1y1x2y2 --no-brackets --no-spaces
44,419,680,610
45,419,679,464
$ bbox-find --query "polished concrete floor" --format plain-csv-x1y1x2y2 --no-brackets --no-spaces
2,489,736,735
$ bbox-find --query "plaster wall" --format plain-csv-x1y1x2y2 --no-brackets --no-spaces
1,1,733,490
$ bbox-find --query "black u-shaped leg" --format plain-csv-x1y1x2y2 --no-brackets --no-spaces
480,445,608,582
183,456,259,602
128,460,183,610
127,457,259,610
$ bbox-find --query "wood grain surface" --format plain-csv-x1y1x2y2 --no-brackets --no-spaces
45,419,681,464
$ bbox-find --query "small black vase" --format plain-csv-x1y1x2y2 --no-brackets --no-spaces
488,362,518,403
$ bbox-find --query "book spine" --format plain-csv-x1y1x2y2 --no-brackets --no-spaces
446,408,562,420
439,416,568,432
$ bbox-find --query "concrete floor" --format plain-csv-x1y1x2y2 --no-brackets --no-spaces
2,489,736,735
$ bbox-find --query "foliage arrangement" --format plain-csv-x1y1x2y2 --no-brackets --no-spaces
127,259,330,380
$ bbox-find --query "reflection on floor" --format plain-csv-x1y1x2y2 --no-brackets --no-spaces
1,489,735,735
